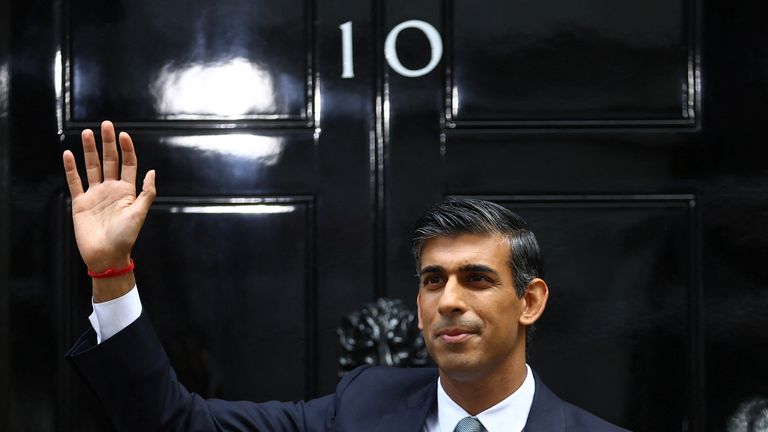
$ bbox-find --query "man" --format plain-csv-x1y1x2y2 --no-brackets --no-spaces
64,121,628,431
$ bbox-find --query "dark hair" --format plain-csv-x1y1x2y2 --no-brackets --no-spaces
411,198,543,298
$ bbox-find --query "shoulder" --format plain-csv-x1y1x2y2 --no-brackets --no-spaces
336,365,439,395
329,366,438,429
560,401,630,432
528,373,630,432
333,366,437,414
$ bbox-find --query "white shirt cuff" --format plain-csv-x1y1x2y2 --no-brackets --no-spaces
88,285,143,344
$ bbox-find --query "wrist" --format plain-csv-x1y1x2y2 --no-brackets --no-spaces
88,257,137,303
87,255,132,274
88,258,134,279
92,271,136,303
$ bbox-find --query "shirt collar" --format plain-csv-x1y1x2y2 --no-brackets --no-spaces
435,364,535,432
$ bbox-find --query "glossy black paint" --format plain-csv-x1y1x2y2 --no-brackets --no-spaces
449,0,694,125
508,197,696,430
64,198,317,430
69,0,311,122
4,0,768,430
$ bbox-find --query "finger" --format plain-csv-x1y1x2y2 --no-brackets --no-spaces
101,120,119,180
132,170,157,221
62,150,84,199
119,132,137,186
82,129,102,187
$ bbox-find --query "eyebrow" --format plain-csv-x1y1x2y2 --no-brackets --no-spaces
419,265,444,276
418,264,500,277
458,264,500,277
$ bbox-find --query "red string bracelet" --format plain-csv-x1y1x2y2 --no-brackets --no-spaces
87,258,135,279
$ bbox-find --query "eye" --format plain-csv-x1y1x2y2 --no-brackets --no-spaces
421,274,444,287
466,273,493,286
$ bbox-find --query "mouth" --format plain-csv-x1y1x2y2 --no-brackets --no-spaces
435,328,477,344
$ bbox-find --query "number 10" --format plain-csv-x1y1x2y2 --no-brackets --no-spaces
339,20,444,79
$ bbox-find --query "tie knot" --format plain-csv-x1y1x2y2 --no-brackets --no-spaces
454,416,487,432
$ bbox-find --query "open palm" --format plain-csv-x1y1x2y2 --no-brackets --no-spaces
62,121,156,272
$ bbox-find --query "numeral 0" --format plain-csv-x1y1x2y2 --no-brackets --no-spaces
339,20,443,79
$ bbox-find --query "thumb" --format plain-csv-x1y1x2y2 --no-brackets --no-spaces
133,170,157,216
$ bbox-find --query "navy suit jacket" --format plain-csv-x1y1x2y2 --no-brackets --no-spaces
67,312,629,431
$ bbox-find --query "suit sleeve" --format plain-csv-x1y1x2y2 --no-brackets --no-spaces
66,311,335,432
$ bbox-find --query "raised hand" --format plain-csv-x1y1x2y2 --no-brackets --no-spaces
62,121,156,301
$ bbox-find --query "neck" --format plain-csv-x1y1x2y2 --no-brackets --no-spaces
439,356,528,416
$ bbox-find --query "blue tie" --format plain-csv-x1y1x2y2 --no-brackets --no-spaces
454,416,487,432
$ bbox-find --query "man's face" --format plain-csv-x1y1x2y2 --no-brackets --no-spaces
416,233,526,382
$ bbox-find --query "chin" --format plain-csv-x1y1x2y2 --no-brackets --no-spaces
433,354,484,381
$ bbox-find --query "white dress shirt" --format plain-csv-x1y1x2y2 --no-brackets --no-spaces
90,288,535,431
89,285,142,344
423,364,535,432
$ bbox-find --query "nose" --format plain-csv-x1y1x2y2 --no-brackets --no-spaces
437,276,467,316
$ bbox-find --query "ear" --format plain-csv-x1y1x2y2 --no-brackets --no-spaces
519,278,549,326
416,292,424,330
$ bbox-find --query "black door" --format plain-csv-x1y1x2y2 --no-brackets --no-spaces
4,0,768,431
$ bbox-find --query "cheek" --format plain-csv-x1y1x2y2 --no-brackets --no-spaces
417,307,432,328
416,296,428,329
481,302,518,330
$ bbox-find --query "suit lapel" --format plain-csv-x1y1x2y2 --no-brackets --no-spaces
363,371,568,431
523,373,567,432
372,378,437,432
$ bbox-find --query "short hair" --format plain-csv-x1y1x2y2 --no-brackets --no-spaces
411,198,543,298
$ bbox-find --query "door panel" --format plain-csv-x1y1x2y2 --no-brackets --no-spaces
70,0,311,122
63,198,319,430
503,196,696,431
450,0,694,124
444,132,697,193
61,131,318,195
92,199,313,399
